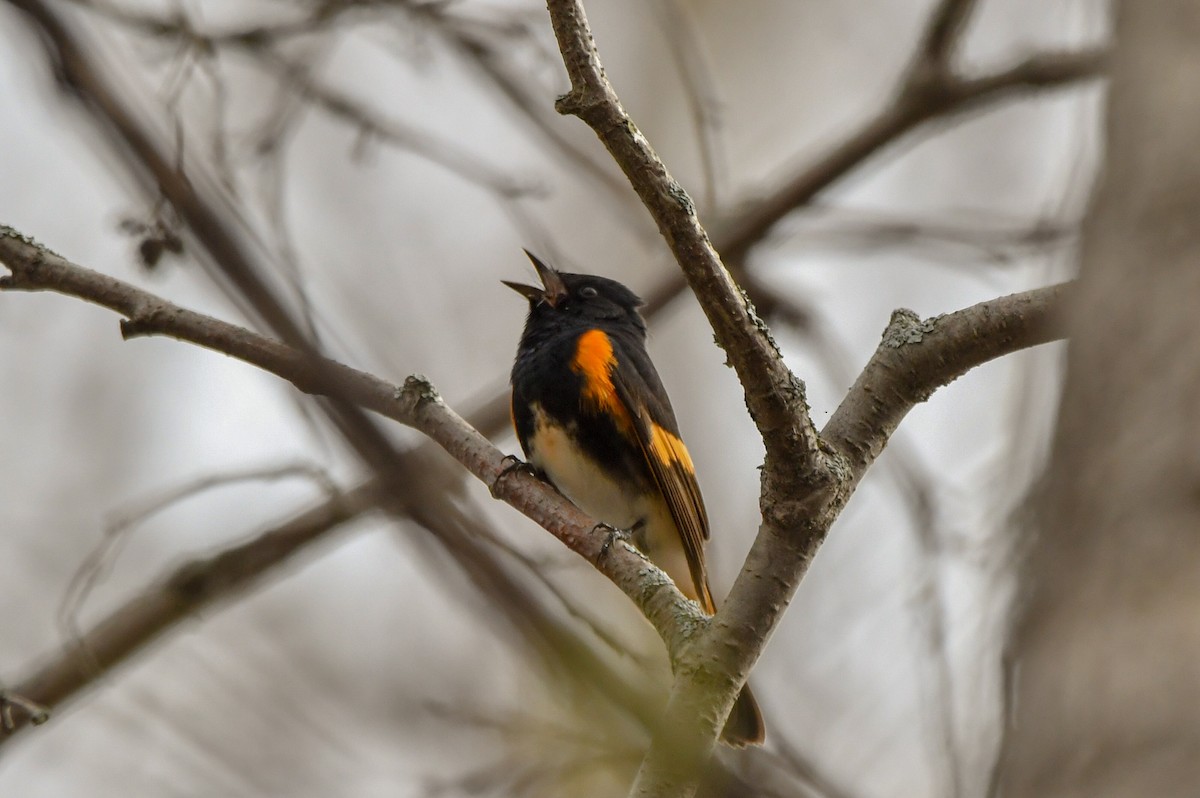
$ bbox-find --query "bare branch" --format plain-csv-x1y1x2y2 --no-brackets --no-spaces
823,283,1070,483
0,245,1070,789
634,1,1102,322
257,50,540,199
647,0,728,212
57,463,338,670
0,481,379,739
634,41,1099,358
11,0,477,506
11,0,624,698
537,2,1083,793
0,228,705,660
714,47,1106,265
441,19,640,213
916,0,981,73
544,0,831,496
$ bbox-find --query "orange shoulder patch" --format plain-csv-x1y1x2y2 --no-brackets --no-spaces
572,329,629,426
649,423,696,474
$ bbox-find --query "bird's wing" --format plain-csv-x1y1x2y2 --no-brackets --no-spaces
610,358,715,613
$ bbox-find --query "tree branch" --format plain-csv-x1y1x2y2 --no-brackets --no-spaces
2,1,1089,782
439,33,1103,444
10,4,644,691
544,0,832,499
0,482,379,739
540,4,1080,793
712,46,1106,267
0,227,705,661
0,236,1069,789
917,0,981,73
824,283,1070,482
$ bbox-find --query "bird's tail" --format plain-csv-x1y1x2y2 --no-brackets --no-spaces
721,682,765,747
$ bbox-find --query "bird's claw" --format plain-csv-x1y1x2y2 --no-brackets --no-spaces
596,523,630,562
490,455,539,498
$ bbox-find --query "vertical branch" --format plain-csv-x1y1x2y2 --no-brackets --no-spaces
544,0,830,490
542,2,839,795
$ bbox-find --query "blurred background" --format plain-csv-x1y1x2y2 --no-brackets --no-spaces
0,1,1106,796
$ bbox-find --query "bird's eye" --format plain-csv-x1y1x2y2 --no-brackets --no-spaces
579,286,598,299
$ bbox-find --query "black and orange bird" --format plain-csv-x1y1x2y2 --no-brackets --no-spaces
505,251,765,747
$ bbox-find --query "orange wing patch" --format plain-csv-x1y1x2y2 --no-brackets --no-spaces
649,424,696,474
572,329,631,428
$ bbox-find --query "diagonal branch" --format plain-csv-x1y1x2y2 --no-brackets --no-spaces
0,237,1070,785
9,0,638,717
1,470,677,754
0,228,706,661
713,45,1106,267
0,482,379,739
647,0,728,212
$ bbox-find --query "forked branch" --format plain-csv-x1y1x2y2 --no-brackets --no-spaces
540,2,1075,795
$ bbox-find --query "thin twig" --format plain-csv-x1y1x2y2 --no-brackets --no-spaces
0,481,379,738
57,463,338,675
256,49,541,199
647,0,728,212
917,0,981,72
712,46,1107,266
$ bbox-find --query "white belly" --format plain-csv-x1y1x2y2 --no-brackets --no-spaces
525,405,701,602
527,407,641,529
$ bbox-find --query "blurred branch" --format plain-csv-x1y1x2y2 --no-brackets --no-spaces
1,478,673,770
258,50,539,199
57,463,337,665
9,0,405,477
0,227,706,659
648,0,728,212
635,5,1106,320
73,0,632,210
440,15,639,212
791,208,1074,265
99,3,540,199
0,480,380,740
457,3,1101,437
917,0,981,73
714,48,1106,266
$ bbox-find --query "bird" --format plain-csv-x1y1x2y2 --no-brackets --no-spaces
504,250,765,747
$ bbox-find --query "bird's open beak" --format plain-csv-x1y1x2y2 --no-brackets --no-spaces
502,250,568,307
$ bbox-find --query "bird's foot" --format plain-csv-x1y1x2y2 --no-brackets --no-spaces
596,523,631,562
490,455,541,498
